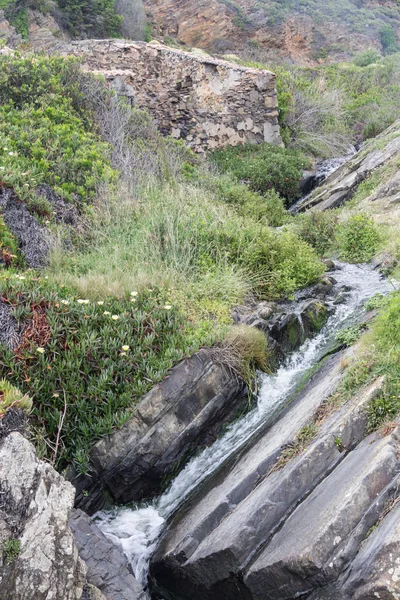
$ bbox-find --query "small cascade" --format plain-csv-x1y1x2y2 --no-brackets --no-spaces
94,263,395,595
290,147,357,213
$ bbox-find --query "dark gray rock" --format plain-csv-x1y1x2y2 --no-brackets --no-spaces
69,509,144,600
0,299,22,349
245,429,400,600
70,349,247,513
36,184,81,228
267,298,328,353
0,186,51,268
341,501,400,599
150,377,384,600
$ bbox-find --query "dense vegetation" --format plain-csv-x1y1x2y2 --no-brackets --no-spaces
238,51,400,156
0,54,326,470
0,0,122,39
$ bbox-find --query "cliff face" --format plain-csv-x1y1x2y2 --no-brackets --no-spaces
143,0,400,64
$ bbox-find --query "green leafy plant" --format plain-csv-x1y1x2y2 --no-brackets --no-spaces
0,379,32,418
3,539,21,565
336,324,366,347
337,215,382,263
211,143,310,205
295,210,339,256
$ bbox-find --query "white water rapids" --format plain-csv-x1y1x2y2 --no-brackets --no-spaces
94,263,396,593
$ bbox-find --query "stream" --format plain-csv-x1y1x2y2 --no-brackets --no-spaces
94,263,395,595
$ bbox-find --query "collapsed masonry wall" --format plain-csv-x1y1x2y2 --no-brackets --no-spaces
66,39,282,152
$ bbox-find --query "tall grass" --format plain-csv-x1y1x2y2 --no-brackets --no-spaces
48,179,324,322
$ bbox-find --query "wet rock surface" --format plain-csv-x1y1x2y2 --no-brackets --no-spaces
71,349,248,514
149,368,400,600
70,509,144,600
297,121,400,212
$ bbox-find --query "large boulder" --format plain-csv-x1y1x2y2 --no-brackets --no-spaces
0,432,92,600
71,349,248,514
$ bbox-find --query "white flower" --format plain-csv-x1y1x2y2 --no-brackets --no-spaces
60,300,69,305
164,304,173,310
97,301,104,306
37,347,45,354
111,315,119,321
77,299,89,304
120,351,127,356
19,275,25,280
131,298,137,303
122,345,130,352
103,311,111,316
130,291,138,297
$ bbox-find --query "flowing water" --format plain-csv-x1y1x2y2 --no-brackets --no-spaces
94,263,396,593
290,147,357,213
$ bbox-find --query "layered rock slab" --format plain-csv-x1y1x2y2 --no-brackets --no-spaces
150,377,385,599
297,120,400,212
72,349,248,513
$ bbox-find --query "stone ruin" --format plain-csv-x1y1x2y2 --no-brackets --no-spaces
66,39,282,152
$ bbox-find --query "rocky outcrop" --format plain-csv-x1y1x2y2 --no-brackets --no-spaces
149,353,400,600
64,39,282,152
70,349,248,514
297,120,400,212
143,0,396,64
69,509,144,600
0,10,21,47
0,432,94,600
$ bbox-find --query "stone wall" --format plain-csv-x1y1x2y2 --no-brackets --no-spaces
66,39,282,152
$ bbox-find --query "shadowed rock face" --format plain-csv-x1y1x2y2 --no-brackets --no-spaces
70,349,248,514
69,509,144,600
296,120,400,213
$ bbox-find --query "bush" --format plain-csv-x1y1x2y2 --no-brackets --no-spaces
211,143,310,205
0,379,32,418
203,174,290,227
337,214,382,263
353,49,382,67
0,54,116,207
295,210,339,256
55,0,122,38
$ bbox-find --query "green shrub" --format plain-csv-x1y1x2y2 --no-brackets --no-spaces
295,210,339,256
211,143,310,205
204,174,290,227
380,24,398,55
337,214,382,263
336,324,366,347
0,55,116,207
0,379,32,418
3,539,21,565
55,0,122,38
353,49,382,67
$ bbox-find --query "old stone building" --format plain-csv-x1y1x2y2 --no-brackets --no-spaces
66,39,282,152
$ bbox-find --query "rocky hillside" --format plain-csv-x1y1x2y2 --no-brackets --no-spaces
144,0,400,64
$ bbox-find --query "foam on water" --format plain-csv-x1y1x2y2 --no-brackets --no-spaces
95,263,396,589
